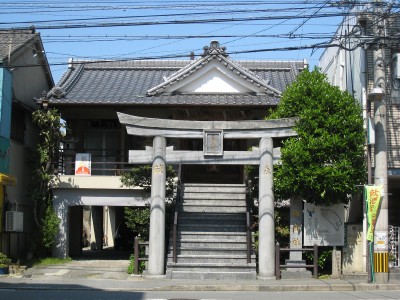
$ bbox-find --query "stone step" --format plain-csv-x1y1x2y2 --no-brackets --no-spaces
170,239,248,249
181,193,246,200
168,247,247,256
175,231,248,241
179,205,246,213
178,224,247,232
166,183,256,279
166,262,256,273
178,212,247,220
166,262,256,270
180,199,246,206
169,254,251,264
167,270,257,280
178,217,245,226
181,184,246,194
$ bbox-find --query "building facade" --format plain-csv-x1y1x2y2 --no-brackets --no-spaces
319,5,400,275
0,29,54,259
47,41,306,278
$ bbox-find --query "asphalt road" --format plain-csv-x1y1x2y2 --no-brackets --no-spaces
1,289,400,300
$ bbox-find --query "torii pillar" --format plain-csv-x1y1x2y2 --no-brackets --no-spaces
147,136,166,276
258,137,275,279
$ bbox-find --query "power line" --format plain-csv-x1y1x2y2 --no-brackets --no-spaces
1,12,350,30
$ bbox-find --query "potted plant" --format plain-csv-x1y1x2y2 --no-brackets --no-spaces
0,252,11,274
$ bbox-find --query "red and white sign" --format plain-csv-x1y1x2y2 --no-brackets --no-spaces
75,153,91,175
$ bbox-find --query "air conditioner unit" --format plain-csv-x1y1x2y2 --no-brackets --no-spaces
5,211,23,232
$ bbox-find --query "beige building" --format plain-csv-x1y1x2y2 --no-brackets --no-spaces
0,29,54,259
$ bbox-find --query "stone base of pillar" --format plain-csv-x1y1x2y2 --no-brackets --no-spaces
142,271,167,279
374,272,389,284
257,275,276,280
281,260,312,279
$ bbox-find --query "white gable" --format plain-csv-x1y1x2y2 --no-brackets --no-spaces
164,60,264,94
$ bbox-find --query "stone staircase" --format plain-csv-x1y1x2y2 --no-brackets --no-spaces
166,183,256,280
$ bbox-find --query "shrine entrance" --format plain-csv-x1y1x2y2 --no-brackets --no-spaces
118,112,297,279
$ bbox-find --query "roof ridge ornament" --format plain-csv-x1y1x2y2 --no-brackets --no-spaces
203,40,228,57
48,86,66,99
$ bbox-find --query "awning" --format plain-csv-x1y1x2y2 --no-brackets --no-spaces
0,173,17,186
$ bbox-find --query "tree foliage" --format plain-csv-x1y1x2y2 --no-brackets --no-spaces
31,108,65,251
41,205,61,249
124,206,151,241
120,165,176,198
121,165,177,240
268,68,365,205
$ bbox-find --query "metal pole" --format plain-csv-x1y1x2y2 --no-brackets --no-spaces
372,0,389,284
275,243,280,280
313,244,318,279
134,237,139,275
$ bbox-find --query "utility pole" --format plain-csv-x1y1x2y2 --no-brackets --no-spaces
371,0,389,284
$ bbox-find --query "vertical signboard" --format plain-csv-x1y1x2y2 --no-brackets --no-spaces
75,153,91,175
364,185,384,249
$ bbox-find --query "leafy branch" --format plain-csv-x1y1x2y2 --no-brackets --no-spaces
31,108,65,251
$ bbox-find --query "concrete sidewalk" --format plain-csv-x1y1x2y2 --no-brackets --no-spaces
0,259,399,292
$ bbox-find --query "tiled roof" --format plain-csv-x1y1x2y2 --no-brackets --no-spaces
49,57,306,107
0,29,37,63
147,42,281,97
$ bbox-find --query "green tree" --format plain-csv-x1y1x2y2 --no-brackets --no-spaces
121,165,176,240
31,108,65,252
269,68,365,205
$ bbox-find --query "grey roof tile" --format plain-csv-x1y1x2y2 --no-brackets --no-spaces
0,29,37,62
49,58,305,107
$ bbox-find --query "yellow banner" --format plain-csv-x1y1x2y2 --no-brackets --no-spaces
365,185,382,241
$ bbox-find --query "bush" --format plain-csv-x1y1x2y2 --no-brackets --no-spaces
127,253,146,274
41,206,61,250
0,253,11,268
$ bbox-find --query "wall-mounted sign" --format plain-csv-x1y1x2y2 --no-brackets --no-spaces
75,153,91,175
304,203,345,246
203,130,223,156
374,231,388,251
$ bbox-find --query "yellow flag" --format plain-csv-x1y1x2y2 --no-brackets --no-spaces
365,186,382,241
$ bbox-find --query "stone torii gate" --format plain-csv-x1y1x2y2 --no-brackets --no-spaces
118,112,297,279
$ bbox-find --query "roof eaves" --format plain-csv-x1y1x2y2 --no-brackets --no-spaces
218,55,282,96
48,62,84,100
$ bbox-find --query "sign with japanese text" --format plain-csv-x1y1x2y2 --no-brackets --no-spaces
365,185,382,242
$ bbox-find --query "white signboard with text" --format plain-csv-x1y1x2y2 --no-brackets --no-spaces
304,203,345,246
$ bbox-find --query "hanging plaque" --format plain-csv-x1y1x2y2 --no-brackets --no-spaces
203,130,223,156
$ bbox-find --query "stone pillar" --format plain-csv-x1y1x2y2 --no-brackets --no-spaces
281,196,311,278
148,136,166,276
331,247,342,279
289,196,303,261
258,137,275,279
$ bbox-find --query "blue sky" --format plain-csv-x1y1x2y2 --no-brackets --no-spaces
1,0,355,84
